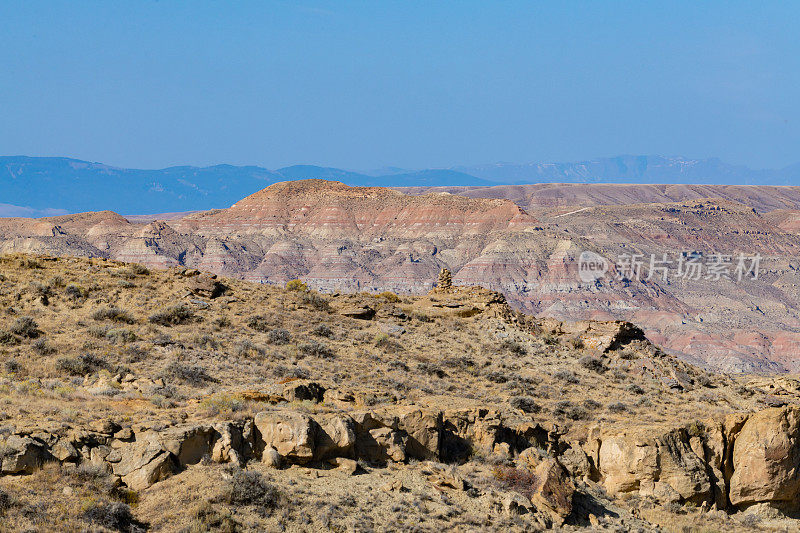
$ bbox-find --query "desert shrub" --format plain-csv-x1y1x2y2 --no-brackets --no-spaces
570,337,585,349
194,334,220,350
312,324,333,337
65,284,86,300
685,420,705,437
32,338,55,355
83,501,136,532
485,371,508,384
636,397,653,408
500,339,526,356
0,330,19,346
578,355,607,374
201,394,244,416
122,345,149,363
388,360,409,372
618,349,638,360
92,307,135,324
222,469,280,514
106,328,137,344
10,316,41,338
4,360,21,374
88,325,109,338
510,396,540,413
30,282,53,303
554,369,579,383
19,257,43,269
272,365,310,380
377,291,401,303
608,402,628,413
285,279,308,292
492,466,538,500
266,328,291,345
149,305,195,326
160,361,213,386
739,514,761,528
417,362,447,378
0,488,12,516
695,374,712,388
413,312,433,323
117,280,135,289
374,333,402,353
300,292,331,312
583,399,602,410
553,400,590,420
542,334,559,346
56,353,107,376
213,315,231,328
235,340,265,358
126,264,150,276
247,315,270,332
298,341,335,359
626,383,645,395
441,356,475,370
193,502,239,532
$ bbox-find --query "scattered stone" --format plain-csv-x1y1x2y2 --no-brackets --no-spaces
339,306,376,320
330,457,358,475
262,447,282,469
381,479,405,493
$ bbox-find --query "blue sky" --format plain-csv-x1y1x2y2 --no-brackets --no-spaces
1,1,798,170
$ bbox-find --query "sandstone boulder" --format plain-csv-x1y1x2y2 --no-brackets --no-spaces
254,411,316,464
339,306,375,320
597,427,711,504
729,407,800,509
530,458,574,524
315,415,357,460
398,408,442,460
211,421,254,466
160,425,217,467
111,434,178,490
51,439,79,462
330,457,358,475
0,435,52,474
189,274,226,299
262,447,282,468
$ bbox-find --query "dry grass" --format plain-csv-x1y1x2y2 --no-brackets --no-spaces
0,252,784,531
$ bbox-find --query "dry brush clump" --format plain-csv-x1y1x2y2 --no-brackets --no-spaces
148,305,196,326
92,307,135,324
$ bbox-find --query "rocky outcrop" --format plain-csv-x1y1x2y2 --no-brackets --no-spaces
5,404,800,522
594,427,712,504
581,406,800,516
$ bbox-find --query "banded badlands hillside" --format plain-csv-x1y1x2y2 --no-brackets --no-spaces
2,180,800,374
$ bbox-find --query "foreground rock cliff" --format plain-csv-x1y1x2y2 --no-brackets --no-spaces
0,254,799,530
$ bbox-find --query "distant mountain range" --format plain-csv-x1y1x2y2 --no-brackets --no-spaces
2,154,799,215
